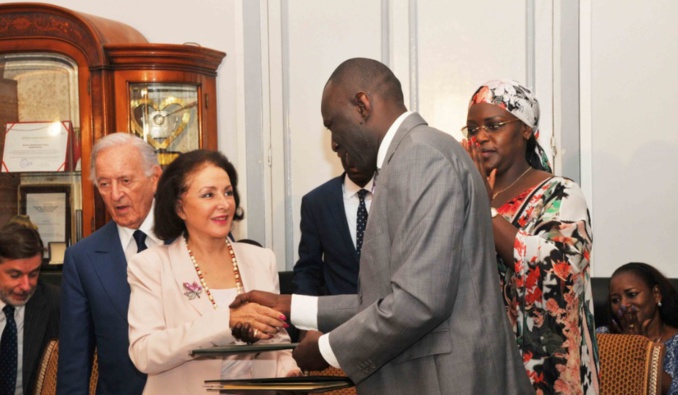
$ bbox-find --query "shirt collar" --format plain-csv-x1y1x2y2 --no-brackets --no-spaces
0,300,25,315
343,173,374,198
376,111,413,170
117,200,160,247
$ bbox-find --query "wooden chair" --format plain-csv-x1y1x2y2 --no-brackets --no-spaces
596,333,665,395
33,339,99,395
310,366,356,395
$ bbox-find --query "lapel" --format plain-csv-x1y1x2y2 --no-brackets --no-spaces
169,237,216,316
383,112,428,169
23,283,47,385
233,242,257,294
327,174,359,260
90,221,132,320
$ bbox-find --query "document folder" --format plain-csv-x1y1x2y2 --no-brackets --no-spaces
204,376,354,392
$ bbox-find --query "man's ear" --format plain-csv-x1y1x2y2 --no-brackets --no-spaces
354,92,371,122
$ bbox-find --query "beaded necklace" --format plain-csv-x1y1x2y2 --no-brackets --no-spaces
185,237,244,309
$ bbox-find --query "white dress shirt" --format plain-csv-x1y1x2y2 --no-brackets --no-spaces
292,111,414,369
0,301,25,395
117,202,161,262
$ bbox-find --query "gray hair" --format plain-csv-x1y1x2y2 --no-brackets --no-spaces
89,132,159,184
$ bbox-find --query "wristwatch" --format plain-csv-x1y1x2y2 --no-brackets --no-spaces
490,207,499,218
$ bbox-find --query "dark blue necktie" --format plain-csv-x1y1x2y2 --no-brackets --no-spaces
0,305,17,395
356,189,369,255
133,230,148,253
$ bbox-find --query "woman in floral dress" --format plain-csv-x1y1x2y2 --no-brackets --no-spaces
462,80,599,394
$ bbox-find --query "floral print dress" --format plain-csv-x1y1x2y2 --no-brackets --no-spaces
497,176,600,395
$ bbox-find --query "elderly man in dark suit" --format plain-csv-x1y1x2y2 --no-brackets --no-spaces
232,58,533,394
293,138,375,297
57,133,161,395
0,219,60,395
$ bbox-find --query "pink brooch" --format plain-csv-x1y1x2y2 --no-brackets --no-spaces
183,282,202,300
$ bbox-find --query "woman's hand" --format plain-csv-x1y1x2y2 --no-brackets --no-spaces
461,138,496,201
611,305,651,336
286,368,303,377
229,302,287,341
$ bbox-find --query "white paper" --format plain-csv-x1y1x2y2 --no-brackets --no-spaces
25,192,67,258
1,122,71,172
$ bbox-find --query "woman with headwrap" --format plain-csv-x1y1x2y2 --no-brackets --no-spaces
462,80,600,394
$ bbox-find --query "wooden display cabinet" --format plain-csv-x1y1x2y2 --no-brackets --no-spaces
0,3,225,257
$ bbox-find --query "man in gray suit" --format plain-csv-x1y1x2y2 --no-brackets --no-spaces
232,58,533,394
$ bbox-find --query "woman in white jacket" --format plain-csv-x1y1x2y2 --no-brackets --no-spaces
128,149,300,395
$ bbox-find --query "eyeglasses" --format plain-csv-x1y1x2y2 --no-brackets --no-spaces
461,119,522,138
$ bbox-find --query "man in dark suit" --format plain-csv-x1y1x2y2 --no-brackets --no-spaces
57,133,161,395
293,139,375,296
232,58,532,394
0,220,60,395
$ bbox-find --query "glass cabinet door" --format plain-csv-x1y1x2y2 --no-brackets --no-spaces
0,52,82,261
129,83,200,167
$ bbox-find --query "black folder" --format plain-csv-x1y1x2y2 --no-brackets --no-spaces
191,343,298,357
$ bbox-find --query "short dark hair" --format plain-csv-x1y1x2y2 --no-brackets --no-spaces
608,262,678,327
327,58,404,105
0,222,44,262
154,150,244,241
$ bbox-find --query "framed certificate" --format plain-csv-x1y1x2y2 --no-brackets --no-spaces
19,185,71,260
1,121,80,172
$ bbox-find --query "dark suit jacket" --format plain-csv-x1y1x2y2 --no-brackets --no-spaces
57,221,146,395
23,280,60,395
293,173,360,296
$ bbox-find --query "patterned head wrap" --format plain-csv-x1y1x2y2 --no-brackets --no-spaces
469,79,552,172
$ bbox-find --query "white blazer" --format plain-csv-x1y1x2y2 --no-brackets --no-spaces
127,238,297,395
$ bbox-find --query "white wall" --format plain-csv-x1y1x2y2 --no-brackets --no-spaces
13,0,678,277
588,0,678,276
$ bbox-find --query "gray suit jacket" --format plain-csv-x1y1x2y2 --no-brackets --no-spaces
318,113,533,394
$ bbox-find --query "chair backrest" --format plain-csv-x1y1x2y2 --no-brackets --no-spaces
33,339,99,395
309,366,356,395
34,339,59,395
596,333,665,395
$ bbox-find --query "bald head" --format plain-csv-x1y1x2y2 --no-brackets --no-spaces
326,58,405,107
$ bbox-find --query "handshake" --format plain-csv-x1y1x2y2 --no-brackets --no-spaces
229,291,329,371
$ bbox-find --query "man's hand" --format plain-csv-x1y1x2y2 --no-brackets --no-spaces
230,290,292,317
292,330,329,371
231,322,259,344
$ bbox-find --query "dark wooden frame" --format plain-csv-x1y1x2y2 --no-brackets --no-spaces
19,184,71,265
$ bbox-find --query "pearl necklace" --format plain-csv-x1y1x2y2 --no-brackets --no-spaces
185,237,244,309
492,167,532,200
